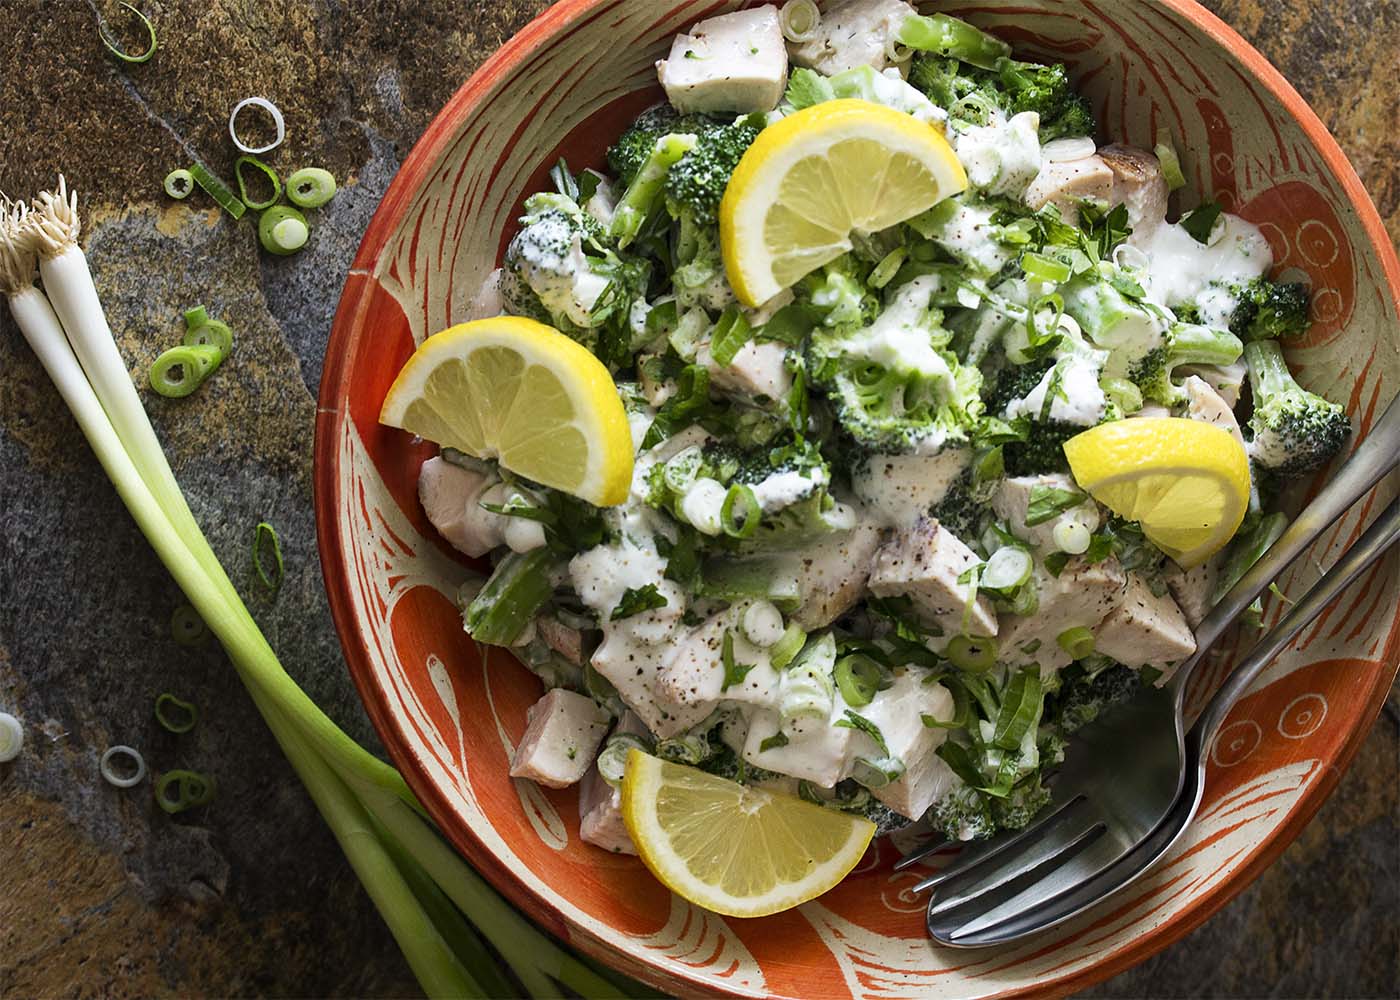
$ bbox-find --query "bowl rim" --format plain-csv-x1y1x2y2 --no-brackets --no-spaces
314,1,1400,995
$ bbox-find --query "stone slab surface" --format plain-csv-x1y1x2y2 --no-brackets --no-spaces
0,1,1395,997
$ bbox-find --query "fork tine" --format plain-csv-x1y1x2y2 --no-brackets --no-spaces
909,793,1087,893
935,828,1137,946
926,819,1106,919
893,838,958,872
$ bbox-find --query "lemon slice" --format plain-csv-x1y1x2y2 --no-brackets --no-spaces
720,99,967,307
379,317,633,506
1064,418,1251,568
621,750,875,917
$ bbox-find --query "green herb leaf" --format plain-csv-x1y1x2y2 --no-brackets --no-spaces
759,731,790,753
611,584,669,621
1181,201,1223,244
1025,484,1088,526
785,67,836,110
835,709,889,755
721,631,756,691
1044,551,1071,577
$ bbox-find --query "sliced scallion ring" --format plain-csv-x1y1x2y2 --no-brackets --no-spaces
170,604,209,646
252,521,285,591
189,162,246,220
982,546,1033,592
834,654,882,708
98,2,157,64
100,745,147,788
1154,130,1187,192
946,635,997,673
148,344,221,398
286,167,337,208
234,155,282,211
1057,626,1096,660
258,205,309,255
163,168,193,200
181,306,234,360
228,96,285,155
719,483,760,539
779,0,821,42
0,712,23,763
155,769,216,814
154,693,200,734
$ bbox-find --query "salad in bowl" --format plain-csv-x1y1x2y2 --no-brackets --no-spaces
378,0,1348,918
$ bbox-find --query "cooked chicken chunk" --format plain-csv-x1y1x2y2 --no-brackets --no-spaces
579,763,636,854
788,0,918,76
857,673,958,819
699,339,792,403
536,615,585,666
790,522,885,629
508,690,611,788
1098,144,1170,245
657,7,789,115
418,457,503,557
1165,557,1221,631
999,557,1127,673
1094,572,1197,669
869,517,998,637
1024,155,1115,223
1182,374,1245,447
991,473,1102,554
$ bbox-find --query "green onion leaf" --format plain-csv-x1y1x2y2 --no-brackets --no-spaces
1057,626,1096,660
97,2,157,63
286,167,338,209
1025,484,1088,526
720,631,756,691
709,305,753,368
464,549,552,645
154,769,216,814
258,205,309,256
835,709,890,755
991,667,1042,750
170,604,209,647
1021,251,1073,284
154,693,199,734
768,623,808,670
1154,131,1187,192
719,483,760,539
235,155,282,210
163,169,193,200
251,521,285,592
189,162,246,220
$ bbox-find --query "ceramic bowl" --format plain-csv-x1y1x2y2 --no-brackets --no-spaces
315,2,1400,995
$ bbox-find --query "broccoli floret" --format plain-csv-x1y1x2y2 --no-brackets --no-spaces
994,59,1096,141
989,774,1054,830
503,193,649,364
664,117,762,226
1172,302,1202,325
1130,323,1244,407
931,474,983,540
928,784,997,841
1243,340,1349,478
908,54,1095,140
1052,662,1143,735
609,133,697,247
985,358,1055,417
1225,278,1311,341
606,104,725,186
1001,419,1081,477
810,356,984,454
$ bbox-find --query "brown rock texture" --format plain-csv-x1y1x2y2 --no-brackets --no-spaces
0,1,1395,997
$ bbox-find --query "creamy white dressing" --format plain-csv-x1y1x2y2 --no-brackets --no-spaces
953,111,1043,198
514,218,609,327
928,199,1014,277
1142,214,1273,313
860,67,947,124
1005,346,1109,427
749,467,827,512
833,276,952,383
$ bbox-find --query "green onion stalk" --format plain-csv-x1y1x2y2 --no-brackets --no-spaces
1,184,635,1000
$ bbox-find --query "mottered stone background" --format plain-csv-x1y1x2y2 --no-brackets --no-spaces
0,1,1395,996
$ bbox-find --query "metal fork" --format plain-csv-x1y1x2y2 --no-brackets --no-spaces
896,393,1400,946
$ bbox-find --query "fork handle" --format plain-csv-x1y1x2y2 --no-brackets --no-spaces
1175,392,1400,696
1191,492,1400,747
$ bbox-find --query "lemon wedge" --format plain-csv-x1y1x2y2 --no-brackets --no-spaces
621,750,875,917
379,317,633,507
720,99,967,307
1064,418,1251,568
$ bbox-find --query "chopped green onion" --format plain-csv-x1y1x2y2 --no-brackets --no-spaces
189,162,246,220
154,769,215,813
719,483,760,539
597,732,651,788
163,169,193,200
181,305,233,360
946,635,997,673
1101,376,1143,414
1052,519,1092,555
834,654,882,707
286,167,338,208
1026,484,1087,526
709,306,753,368
982,546,1033,592
769,623,808,670
990,667,1043,750
97,2,157,64
148,344,220,398
258,205,309,255
154,693,199,734
1022,251,1073,284
228,96,285,155
869,247,907,289
1057,626,1096,659
235,155,282,211
1154,131,1187,192
252,521,285,592
465,549,552,645
170,604,209,646
99,745,147,788
779,0,821,42
0,712,22,762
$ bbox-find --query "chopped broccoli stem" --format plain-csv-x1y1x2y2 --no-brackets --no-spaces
610,133,697,247
898,13,1011,70
465,549,554,646
1244,339,1349,478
